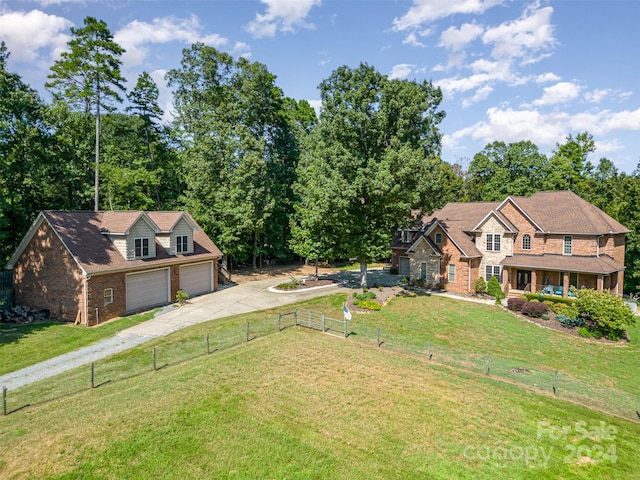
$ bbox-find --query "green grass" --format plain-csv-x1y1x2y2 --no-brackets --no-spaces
0,309,159,375
1,329,639,479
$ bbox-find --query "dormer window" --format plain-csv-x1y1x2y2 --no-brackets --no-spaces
177,235,189,253
135,238,149,258
402,230,411,243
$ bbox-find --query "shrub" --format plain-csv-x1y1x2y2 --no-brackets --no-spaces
541,313,550,320
353,291,376,301
578,326,603,339
507,297,526,311
389,267,399,275
276,277,299,290
474,277,487,295
525,294,576,305
555,314,584,328
575,288,636,340
175,290,190,305
355,299,381,311
487,276,504,300
521,301,549,318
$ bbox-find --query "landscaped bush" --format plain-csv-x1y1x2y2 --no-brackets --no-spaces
474,277,487,295
487,276,504,300
578,326,603,339
555,314,584,328
525,294,576,305
354,299,381,311
353,291,376,301
575,288,636,341
521,301,549,318
507,297,526,311
276,277,299,290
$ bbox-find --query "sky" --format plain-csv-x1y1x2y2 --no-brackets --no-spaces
1,0,639,173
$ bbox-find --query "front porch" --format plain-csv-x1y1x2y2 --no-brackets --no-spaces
503,267,620,298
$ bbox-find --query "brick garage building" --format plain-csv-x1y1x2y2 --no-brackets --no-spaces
391,191,628,297
5,210,223,326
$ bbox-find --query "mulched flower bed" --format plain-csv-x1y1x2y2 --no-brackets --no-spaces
347,286,405,313
273,277,338,291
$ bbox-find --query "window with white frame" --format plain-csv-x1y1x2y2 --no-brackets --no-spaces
486,234,501,251
522,234,531,250
435,232,442,244
563,236,572,255
402,229,411,243
104,288,113,305
134,238,149,257
485,265,501,281
177,235,189,253
448,264,455,282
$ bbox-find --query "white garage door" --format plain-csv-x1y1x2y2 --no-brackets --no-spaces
126,268,170,313
179,261,213,297
399,257,410,277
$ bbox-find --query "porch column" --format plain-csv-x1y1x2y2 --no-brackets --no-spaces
530,270,537,293
597,275,604,291
502,268,509,293
563,271,569,297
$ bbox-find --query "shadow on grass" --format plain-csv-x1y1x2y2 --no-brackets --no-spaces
0,321,67,347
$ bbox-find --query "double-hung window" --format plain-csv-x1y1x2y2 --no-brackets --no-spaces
134,238,149,258
435,232,442,244
104,288,113,305
177,235,189,253
448,264,456,282
486,234,501,252
563,236,572,255
485,265,501,281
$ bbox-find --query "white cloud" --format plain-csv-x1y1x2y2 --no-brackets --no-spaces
584,89,609,104
389,64,415,80
37,0,84,5
439,22,484,51
233,42,252,58
402,32,425,47
446,106,640,152
245,0,322,38
114,16,229,68
0,9,71,65
482,4,555,62
535,72,561,83
533,81,581,106
393,0,504,31
595,139,623,155
308,99,322,117
461,85,493,107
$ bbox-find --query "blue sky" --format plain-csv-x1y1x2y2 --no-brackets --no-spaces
1,0,638,172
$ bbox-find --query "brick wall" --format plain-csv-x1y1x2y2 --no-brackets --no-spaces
86,272,126,326
13,220,85,323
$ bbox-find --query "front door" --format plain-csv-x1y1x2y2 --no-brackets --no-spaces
516,270,531,291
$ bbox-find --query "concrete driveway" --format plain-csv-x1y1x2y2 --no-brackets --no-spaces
0,269,402,390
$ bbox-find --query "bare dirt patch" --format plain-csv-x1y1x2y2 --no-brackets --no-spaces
229,263,338,284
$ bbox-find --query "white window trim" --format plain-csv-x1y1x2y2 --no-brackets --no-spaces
177,235,189,254
563,236,573,255
435,232,442,244
448,264,455,282
486,233,501,252
104,288,113,305
134,237,150,258
485,265,501,281
522,234,531,250
402,230,411,243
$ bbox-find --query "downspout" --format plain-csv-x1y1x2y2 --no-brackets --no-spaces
84,275,89,326
468,259,471,293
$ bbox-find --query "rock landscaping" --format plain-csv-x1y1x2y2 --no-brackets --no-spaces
1,305,55,324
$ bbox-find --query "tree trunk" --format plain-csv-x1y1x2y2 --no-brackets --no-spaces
94,91,100,212
252,234,257,269
360,262,368,289
315,260,319,280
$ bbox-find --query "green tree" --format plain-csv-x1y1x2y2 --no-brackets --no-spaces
612,167,640,295
575,288,635,340
0,43,52,261
543,132,595,195
467,140,548,201
46,16,126,211
291,63,445,287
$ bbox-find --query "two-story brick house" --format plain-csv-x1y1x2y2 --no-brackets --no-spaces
391,191,628,297
5,210,223,326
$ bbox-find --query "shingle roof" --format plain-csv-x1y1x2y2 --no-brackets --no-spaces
500,254,624,275
505,191,629,234
40,210,222,275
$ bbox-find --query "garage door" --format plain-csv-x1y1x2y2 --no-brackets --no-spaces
399,257,410,277
126,268,170,313
179,261,213,297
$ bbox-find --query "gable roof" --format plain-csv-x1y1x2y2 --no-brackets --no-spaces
406,233,442,256
146,211,198,233
501,191,629,235
5,210,222,274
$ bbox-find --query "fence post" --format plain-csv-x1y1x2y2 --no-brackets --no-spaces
2,386,6,416
486,354,490,375
294,309,298,325
428,340,432,360
344,319,347,338
91,362,95,388
377,327,381,347
153,347,157,371
206,334,210,354
278,314,282,332
322,314,325,332
246,322,250,342
553,371,558,395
